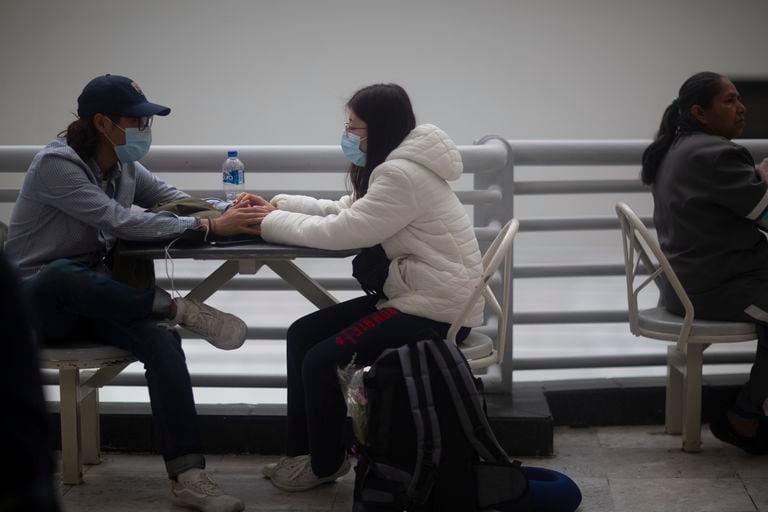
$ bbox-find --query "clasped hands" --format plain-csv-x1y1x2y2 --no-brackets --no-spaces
204,193,276,237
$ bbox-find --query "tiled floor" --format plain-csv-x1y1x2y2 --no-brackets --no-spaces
58,425,768,512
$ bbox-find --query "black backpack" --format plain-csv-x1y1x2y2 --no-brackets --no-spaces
352,338,530,512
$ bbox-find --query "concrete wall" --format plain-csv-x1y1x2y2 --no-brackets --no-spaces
2,0,767,146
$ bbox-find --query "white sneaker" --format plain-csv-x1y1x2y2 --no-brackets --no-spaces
262,461,279,479
175,298,247,350
269,455,351,492
261,455,308,479
171,469,244,512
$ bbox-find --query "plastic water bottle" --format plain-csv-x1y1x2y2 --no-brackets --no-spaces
222,149,245,202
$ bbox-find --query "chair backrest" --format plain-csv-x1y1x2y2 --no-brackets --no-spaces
615,202,695,343
448,218,519,366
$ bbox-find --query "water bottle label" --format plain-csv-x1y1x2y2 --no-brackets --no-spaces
223,169,243,185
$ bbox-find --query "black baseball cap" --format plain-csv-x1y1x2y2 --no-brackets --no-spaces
77,74,171,119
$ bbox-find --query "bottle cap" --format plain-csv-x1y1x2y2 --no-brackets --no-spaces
227,149,238,158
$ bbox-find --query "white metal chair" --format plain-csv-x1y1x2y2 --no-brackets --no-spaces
616,202,756,452
40,344,136,484
448,218,519,370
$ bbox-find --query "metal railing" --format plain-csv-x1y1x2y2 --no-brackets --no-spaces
3,138,767,393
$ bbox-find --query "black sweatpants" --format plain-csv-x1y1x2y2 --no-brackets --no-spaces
285,295,469,476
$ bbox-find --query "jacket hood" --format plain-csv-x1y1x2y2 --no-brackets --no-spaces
44,137,90,167
386,124,463,182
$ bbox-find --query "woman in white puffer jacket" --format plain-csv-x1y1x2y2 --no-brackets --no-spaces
235,84,484,492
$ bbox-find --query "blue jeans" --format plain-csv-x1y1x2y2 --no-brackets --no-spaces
22,259,204,478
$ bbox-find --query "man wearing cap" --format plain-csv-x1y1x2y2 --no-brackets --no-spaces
5,74,258,512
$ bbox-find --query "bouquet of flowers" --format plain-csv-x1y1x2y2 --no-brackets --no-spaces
337,355,369,446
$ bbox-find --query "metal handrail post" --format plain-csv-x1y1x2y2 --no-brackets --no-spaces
474,136,515,393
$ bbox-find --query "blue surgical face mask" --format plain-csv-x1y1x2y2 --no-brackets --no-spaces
341,131,367,167
109,126,152,163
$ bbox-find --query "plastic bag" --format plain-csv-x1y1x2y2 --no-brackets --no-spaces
338,355,369,445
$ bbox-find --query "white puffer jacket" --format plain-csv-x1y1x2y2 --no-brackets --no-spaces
261,124,484,326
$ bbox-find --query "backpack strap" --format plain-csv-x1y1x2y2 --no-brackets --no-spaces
396,341,441,505
360,342,441,509
426,339,529,508
425,339,509,462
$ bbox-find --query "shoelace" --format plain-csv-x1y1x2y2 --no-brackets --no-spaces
187,305,220,335
280,455,313,481
185,472,222,496
266,455,299,473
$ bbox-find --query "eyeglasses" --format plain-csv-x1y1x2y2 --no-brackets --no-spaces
344,122,367,134
108,115,153,132
137,116,153,132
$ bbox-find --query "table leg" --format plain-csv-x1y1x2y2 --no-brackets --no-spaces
186,260,242,302
267,260,339,308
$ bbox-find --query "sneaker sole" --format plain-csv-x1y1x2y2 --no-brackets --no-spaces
270,474,342,492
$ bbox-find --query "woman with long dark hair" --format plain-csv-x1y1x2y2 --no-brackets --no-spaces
643,72,768,454
235,83,484,491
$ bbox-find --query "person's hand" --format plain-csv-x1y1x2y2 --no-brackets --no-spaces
231,205,275,235
231,192,271,209
208,206,265,236
757,158,768,183
251,204,277,232
256,202,276,215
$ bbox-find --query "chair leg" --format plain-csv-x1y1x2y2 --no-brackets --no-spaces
665,345,683,435
682,345,704,452
81,388,101,465
59,369,83,485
